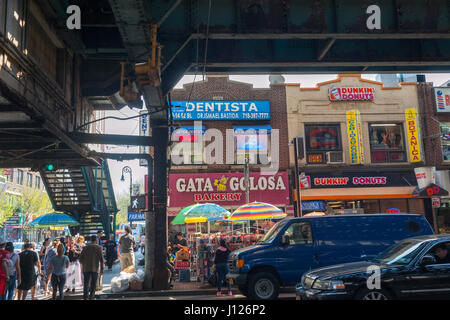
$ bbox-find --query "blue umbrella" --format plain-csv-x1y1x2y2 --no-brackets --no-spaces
183,203,231,223
29,212,79,228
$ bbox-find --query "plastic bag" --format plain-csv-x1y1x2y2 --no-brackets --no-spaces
111,273,133,293
136,269,145,282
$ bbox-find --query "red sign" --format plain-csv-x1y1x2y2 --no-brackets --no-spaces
2,168,11,175
175,260,190,270
386,208,400,214
167,171,289,208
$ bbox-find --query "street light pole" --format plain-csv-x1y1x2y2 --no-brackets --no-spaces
121,166,133,196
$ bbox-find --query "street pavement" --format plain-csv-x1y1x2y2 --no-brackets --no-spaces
116,293,296,300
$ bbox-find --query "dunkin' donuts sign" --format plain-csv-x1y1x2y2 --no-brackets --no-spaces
329,87,375,101
169,172,289,207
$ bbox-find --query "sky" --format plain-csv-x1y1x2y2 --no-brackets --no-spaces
105,73,450,197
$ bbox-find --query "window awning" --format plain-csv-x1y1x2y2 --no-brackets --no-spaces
234,125,272,134
300,187,416,201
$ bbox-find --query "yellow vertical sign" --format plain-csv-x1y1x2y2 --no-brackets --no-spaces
346,110,363,165
405,108,422,162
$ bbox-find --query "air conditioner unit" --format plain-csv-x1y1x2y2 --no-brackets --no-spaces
326,151,344,164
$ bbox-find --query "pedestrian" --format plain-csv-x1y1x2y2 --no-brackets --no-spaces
48,243,69,300
0,238,11,300
17,242,41,300
118,226,136,271
213,239,232,296
172,232,187,254
104,234,117,271
2,242,21,300
21,239,30,252
39,238,50,264
66,237,82,293
29,242,39,300
79,235,104,300
43,239,59,296
140,233,146,255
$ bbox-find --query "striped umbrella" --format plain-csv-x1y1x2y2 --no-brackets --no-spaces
29,212,80,227
171,203,231,225
228,202,286,222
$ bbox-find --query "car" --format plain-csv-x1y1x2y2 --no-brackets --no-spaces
227,214,434,300
296,234,450,300
13,242,24,254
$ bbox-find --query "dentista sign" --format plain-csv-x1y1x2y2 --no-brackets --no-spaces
329,87,375,101
169,172,289,207
170,100,270,120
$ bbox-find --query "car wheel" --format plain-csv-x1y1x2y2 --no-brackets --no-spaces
355,288,393,300
248,272,280,300
238,285,249,297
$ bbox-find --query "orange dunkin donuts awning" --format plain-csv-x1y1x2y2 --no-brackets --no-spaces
300,187,416,201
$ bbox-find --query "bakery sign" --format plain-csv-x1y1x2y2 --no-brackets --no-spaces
169,172,289,207
329,86,375,101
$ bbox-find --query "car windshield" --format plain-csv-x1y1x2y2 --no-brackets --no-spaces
372,239,429,265
257,220,287,244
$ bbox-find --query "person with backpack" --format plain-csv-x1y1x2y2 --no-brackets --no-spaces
213,239,232,296
0,237,10,300
2,242,20,300
48,243,70,300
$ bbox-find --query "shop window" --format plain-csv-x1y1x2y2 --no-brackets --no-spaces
305,124,342,164
170,126,205,165
369,123,406,163
282,222,313,245
234,126,271,165
440,123,450,161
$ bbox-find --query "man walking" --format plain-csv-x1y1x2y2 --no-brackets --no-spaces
118,226,136,271
17,243,41,300
79,235,104,300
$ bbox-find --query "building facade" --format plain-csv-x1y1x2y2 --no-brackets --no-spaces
417,81,450,233
163,75,290,233
286,75,432,220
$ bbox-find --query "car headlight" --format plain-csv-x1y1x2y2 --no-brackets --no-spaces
312,279,345,290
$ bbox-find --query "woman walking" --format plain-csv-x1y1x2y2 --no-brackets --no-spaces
43,240,59,296
3,242,20,300
213,239,232,296
48,243,69,300
66,237,82,293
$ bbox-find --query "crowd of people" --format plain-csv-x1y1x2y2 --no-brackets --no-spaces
0,229,117,301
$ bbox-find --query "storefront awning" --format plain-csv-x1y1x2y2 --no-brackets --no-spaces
300,186,417,201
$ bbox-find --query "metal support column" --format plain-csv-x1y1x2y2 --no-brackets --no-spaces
151,117,169,290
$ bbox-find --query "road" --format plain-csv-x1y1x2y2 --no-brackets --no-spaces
112,293,296,300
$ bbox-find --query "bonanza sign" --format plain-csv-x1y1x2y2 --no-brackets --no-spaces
169,172,289,207
346,110,364,164
405,108,422,162
329,87,374,101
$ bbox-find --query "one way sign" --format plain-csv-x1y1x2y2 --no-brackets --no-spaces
130,196,146,210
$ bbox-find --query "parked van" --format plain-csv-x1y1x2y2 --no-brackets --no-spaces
226,214,434,300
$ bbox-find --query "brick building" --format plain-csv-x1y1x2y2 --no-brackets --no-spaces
285,74,437,223
417,81,450,233
165,75,290,232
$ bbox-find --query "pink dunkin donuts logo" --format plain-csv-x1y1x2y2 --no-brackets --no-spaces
329,87,374,101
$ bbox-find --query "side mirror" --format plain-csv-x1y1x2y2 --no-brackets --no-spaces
420,255,436,267
281,235,290,246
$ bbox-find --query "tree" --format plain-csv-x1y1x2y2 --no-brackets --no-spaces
0,192,17,227
19,187,53,224
115,192,131,227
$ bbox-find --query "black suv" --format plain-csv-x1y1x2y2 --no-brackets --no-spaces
296,234,450,300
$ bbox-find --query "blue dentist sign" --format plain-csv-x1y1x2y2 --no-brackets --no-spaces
170,100,270,120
